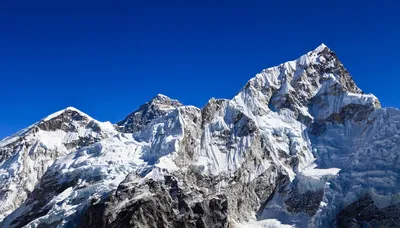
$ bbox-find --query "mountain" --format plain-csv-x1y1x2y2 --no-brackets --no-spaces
117,94,183,133
1,44,399,228
0,107,116,223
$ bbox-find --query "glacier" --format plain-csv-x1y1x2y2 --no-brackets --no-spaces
0,44,399,228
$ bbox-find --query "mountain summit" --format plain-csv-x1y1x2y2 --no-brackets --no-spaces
0,107,116,222
0,45,398,228
117,94,183,133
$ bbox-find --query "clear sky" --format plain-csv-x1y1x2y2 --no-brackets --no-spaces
1,0,399,139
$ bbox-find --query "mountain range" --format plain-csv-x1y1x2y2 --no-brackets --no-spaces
1,44,399,228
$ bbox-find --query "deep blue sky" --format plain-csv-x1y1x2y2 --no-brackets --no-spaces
1,0,399,139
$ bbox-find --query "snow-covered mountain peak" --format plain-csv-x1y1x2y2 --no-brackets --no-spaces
0,107,116,222
0,106,114,149
151,93,182,105
1,107,98,149
313,43,329,53
42,106,91,122
234,44,368,125
117,94,182,133
147,94,183,111
28,106,116,142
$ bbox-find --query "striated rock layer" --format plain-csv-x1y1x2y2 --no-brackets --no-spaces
1,44,399,228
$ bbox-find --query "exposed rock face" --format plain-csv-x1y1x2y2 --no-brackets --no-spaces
80,175,229,228
336,194,400,228
285,190,324,216
1,44,399,228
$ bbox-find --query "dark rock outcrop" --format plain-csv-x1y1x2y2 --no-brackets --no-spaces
336,194,400,228
80,175,229,228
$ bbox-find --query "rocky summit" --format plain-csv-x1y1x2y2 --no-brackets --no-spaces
1,44,399,228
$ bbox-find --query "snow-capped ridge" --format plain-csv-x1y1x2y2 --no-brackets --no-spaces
42,106,92,122
148,93,183,106
234,41,366,127
0,107,91,148
314,43,329,53
116,94,183,133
